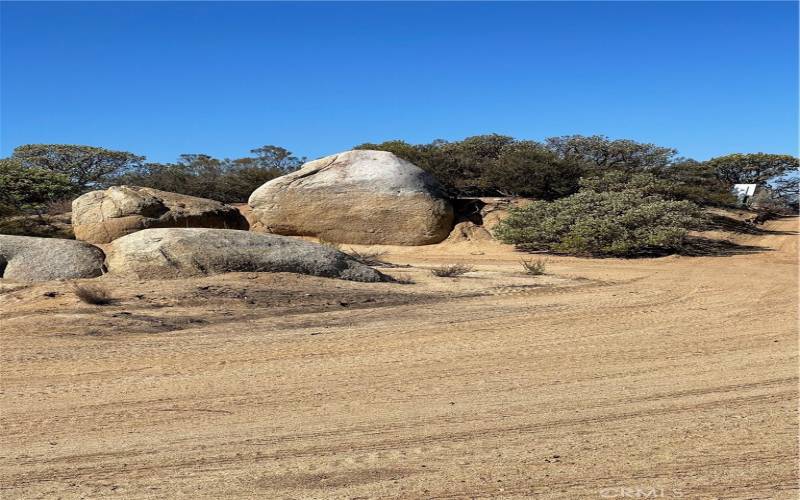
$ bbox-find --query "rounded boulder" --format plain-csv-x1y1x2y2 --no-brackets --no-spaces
0,235,105,282
248,150,454,245
105,228,387,282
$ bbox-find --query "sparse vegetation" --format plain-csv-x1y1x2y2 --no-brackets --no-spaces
520,257,547,275
346,248,388,266
389,273,415,284
73,283,113,305
430,263,474,277
113,146,304,203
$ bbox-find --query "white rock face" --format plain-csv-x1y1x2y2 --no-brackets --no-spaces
72,186,248,244
105,228,386,282
248,150,454,245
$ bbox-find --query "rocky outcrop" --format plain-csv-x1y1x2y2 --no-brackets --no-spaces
105,228,387,282
248,150,454,245
446,221,494,242
0,235,105,282
72,186,248,244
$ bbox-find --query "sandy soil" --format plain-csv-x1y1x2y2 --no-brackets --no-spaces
1,217,797,499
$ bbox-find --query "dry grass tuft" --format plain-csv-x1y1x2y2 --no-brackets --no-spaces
347,248,389,267
73,283,113,305
430,264,474,278
388,273,415,284
520,257,547,275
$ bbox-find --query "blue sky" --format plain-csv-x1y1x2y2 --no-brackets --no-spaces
1,1,797,163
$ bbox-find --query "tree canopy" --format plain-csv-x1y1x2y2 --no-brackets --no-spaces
706,153,799,185
11,144,144,190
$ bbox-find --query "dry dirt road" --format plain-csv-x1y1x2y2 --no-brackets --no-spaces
1,217,797,499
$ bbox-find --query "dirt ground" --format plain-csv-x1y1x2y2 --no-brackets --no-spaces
1,216,797,499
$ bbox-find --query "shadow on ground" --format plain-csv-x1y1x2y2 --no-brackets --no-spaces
679,237,768,257
702,214,798,236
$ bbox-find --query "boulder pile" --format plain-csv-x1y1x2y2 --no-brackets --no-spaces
72,186,248,244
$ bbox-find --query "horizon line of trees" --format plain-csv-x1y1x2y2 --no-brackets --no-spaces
1,135,798,219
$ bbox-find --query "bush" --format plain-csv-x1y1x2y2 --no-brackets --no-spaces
0,158,75,213
495,189,704,257
520,257,547,275
346,249,388,266
483,141,583,199
581,169,736,207
357,135,584,198
73,284,113,305
430,264,474,277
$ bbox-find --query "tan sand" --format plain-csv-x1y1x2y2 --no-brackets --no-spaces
1,216,797,498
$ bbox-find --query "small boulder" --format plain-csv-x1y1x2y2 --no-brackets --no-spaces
72,186,248,244
0,235,105,282
446,221,494,242
106,228,387,282
248,150,454,245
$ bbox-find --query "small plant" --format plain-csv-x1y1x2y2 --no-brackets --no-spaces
73,283,113,305
520,257,547,275
389,273,415,284
347,248,388,266
430,263,474,277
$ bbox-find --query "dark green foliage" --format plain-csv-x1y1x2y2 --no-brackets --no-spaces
495,185,704,257
0,158,74,213
112,146,304,203
545,135,677,171
483,141,583,199
655,160,738,206
358,134,795,208
12,144,144,190
357,134,583,198
706,153,799,185
579,168,736,207
356,134,737,203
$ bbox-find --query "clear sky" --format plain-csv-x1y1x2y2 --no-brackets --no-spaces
1,1,797,163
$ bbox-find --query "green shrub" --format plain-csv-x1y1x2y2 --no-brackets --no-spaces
357,135,586,198
520,257,547,275
483,141,583,199
495,189,704,257
580,169,736,207
0,158,74,213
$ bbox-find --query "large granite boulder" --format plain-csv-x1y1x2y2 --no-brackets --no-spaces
72,186,248,244
0,235,105,282
248,150,454,245
106,228,387,282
